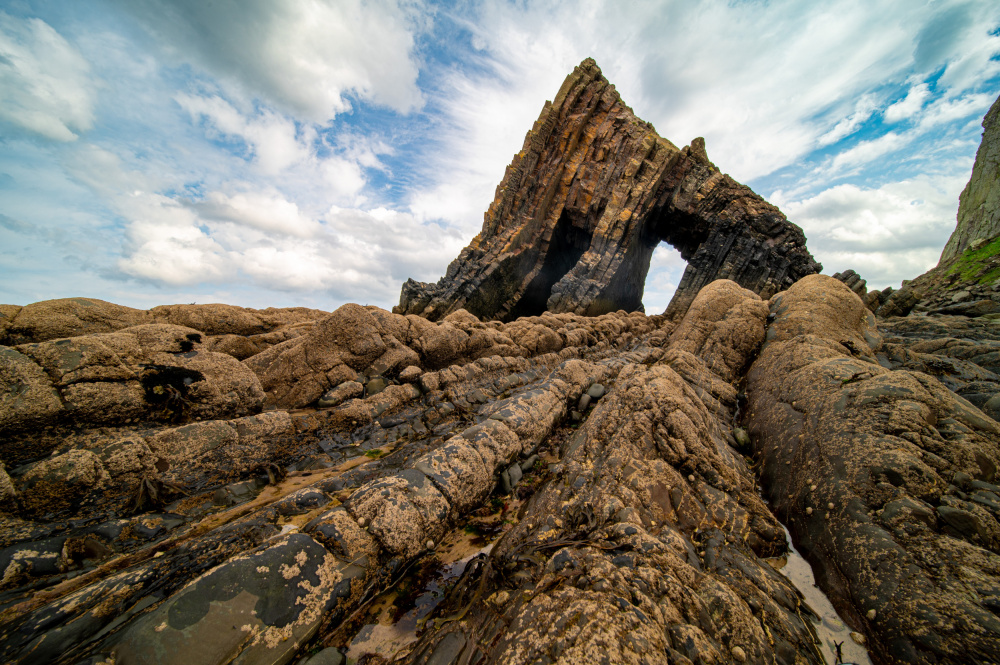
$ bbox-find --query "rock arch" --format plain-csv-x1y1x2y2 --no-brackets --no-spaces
396,58,821,321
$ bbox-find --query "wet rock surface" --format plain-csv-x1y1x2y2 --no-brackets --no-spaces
395,58,819,323
747,275,1000,664
4,60,1000,665
2,273,999,664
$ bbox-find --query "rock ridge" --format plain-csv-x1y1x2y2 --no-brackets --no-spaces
940,93,1000,263
396,58,820,322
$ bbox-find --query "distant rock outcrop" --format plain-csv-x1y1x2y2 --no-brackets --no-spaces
396,58,820,322
940,93,1000,263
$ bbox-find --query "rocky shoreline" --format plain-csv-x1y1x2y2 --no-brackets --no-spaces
2,272,999,664
2,59,1000,665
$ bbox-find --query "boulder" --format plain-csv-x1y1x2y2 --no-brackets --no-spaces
747,274,1000,664
0,298,152,345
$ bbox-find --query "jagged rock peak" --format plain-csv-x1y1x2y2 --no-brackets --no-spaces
940,93,1000,263
397,58,821,321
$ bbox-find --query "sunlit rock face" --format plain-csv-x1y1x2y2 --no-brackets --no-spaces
396,58,821,322
5,61,1000,665
940,93,1000,264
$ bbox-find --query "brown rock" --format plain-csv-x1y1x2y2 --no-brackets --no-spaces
0,297,152,345
396,58,820,322
747,274,1000,663
0,346,63,435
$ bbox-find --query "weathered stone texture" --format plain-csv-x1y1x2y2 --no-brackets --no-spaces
941,93,1000,262
396,58,820,322
747,275,1000,664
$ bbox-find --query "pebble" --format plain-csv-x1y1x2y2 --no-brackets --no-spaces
810,484,817,491
827,502,835,510
805,507,813,515
867,609,877,620
688,474,695,482
357,517,366,527
731,646,747,662
426,539,435,549
850,631,866,645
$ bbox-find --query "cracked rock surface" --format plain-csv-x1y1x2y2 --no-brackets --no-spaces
395,58,820,323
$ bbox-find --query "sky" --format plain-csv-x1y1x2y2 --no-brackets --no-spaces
1,0,999,314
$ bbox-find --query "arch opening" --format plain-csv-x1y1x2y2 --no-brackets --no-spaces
642,243,688,315
507,209,590,319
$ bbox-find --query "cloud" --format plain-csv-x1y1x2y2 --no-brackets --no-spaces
642,244,688,314
818,96,879,146
829,132,907,171
0,212,34,234
884,83,930,123
118,213,233,285
114,0,425,122
918,92,995,130
775,173,968,287
175,93,312,174
193,190,321,238
0,12,95,141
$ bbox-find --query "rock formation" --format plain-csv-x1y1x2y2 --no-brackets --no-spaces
940,93,1000,263
396,59,821,322
4,61,1000,665
4,272,1000,664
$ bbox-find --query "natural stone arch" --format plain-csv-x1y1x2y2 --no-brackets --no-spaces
396,58,821,322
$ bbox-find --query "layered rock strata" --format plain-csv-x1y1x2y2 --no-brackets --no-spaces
940,93,1000,263
395,58,820,322
399,281,825,664
0,283,822,665
3,276,1000,663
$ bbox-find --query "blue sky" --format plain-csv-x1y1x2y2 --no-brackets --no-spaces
1,0,998,313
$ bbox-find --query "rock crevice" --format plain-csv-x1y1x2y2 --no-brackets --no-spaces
396,58,820,322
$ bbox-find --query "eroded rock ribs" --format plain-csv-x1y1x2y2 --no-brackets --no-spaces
396,58,821,322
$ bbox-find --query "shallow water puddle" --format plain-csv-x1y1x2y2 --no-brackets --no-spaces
344,531,495,663
772,525,872,665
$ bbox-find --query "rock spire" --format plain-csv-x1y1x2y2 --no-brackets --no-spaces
396,58,821,321
940,93,1000,263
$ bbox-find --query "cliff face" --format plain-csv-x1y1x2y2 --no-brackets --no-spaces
396,58,820,322
940,93,1000,263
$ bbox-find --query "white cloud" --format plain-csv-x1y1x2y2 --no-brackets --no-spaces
194,190,321,238
175,93,311,174
0,12,95,141
829,132,907,171
115,0,425,122
818,96,879,146
118,215,233,285
775,173,968,287
642,244,688,314
884,83,930,123
918,92,995,130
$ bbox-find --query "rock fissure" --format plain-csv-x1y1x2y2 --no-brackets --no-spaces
2,61,1000,665
396,59,820,323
